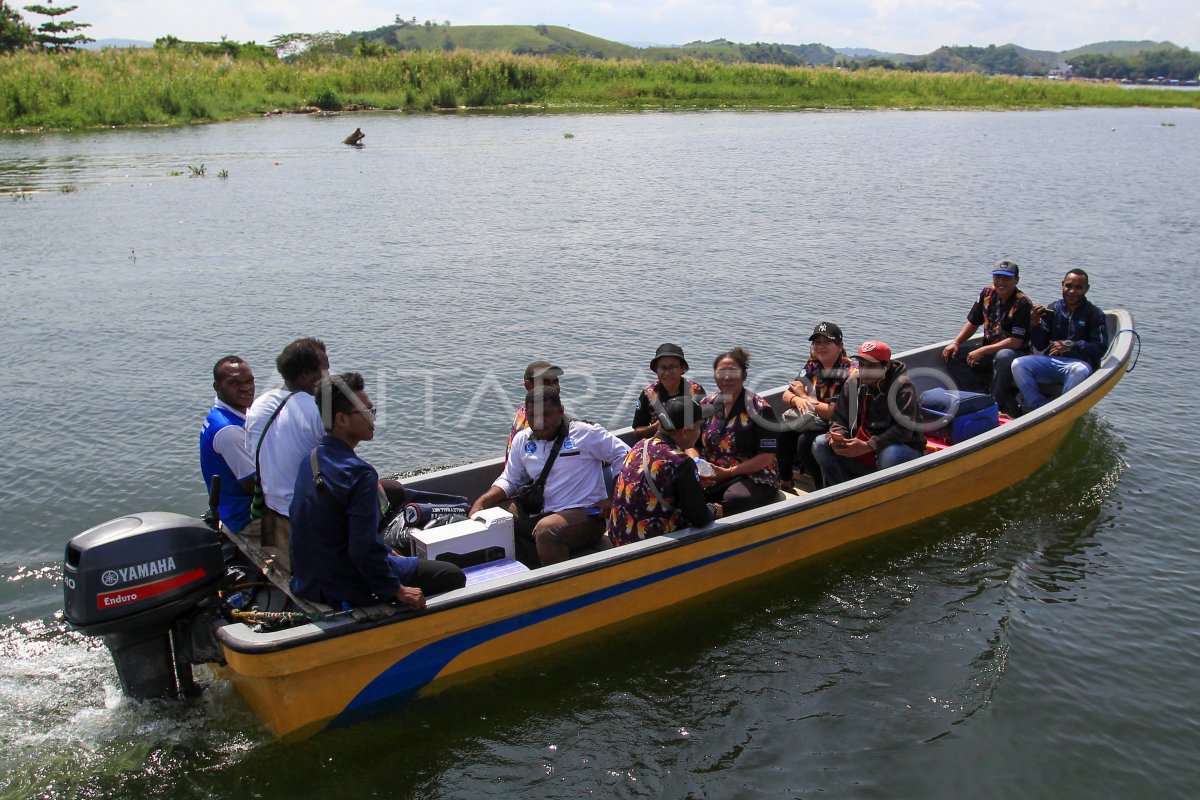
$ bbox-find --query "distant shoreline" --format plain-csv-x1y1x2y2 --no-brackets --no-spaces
2,49,1197,133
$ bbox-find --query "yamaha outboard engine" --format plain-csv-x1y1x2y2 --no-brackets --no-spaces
63,512,227,699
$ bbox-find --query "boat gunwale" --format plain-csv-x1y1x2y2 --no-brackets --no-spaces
217,310,1135,655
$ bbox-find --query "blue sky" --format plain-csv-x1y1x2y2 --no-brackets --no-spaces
49,1,1200,54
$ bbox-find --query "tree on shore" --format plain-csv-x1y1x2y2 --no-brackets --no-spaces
1,0,34,53
22,0,92,50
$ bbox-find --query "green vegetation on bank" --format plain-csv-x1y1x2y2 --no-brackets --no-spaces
2,48,1197,130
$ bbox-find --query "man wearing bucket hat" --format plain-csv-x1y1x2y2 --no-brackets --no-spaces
609,396,721,547
507,359,563,456
812,340,925,486
630,343,706,441
777,322,856,491
941,259,1033,415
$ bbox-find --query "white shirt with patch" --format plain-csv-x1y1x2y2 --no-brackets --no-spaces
496,419,630,514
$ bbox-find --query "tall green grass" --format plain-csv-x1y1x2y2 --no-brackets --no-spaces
1,48,1195,130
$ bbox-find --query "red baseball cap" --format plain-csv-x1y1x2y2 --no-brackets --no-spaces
857,340,891,363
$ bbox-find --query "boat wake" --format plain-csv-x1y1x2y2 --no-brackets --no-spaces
0,576,269,798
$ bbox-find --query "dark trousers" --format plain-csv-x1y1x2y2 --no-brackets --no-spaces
945,344,1019,414
777,429,826,488
705,477,778,516
407,558,467,595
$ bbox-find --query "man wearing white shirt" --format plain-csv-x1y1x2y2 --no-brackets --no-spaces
199,356,257,533
246,337,329,551
471,387,630,567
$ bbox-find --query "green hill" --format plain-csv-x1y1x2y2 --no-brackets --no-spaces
338,24,1189,77
357,23,640,59
352,24,839,66
1061,40,1180,59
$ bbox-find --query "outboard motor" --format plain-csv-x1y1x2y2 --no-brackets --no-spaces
63,512,227,699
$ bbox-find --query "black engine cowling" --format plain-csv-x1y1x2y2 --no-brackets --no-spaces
63,512,228,699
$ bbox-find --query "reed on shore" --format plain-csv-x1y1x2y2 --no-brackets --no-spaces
2,48,1196,130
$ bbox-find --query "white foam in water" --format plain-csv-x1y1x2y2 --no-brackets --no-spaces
0,615,268,791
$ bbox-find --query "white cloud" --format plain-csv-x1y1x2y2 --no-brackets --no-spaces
70,1,1198,53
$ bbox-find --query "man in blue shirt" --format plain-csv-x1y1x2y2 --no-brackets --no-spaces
199,356,257,533
1011,269,1108,412
290,372,465,609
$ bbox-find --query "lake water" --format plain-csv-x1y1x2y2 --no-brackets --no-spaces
1,106,1197,798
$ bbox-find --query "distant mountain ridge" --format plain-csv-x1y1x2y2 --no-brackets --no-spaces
349,24,1183,72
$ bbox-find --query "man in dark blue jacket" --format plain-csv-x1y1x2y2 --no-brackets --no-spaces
1011,269,1108,412
290,372,464,609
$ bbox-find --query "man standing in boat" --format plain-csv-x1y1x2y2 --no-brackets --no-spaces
812,341,926,486
474,386,630,567
199,356,257,534
1010,269,1108,412
246,337,328,559
290,372,465,609
941,259,1032,415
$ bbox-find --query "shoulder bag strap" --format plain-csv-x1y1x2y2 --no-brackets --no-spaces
254,391,297,491
533,420,570,489
641,438,672,512
309,446,340,510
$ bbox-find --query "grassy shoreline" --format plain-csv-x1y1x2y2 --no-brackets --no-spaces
2,48,1197,131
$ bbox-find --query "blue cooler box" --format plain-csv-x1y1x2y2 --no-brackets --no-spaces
920,388,999,444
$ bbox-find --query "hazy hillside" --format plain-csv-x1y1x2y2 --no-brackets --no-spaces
338,24,1189,74
357,23,640,59
1061,40,1180,59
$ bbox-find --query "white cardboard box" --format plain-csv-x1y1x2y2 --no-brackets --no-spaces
410,507,515,562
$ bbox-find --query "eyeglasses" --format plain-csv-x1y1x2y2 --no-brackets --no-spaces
355,405,376,418
714,369,743,378
656,363,683,373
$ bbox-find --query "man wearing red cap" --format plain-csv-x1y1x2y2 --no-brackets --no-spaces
812,341,926,486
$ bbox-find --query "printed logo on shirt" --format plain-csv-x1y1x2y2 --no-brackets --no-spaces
524,441,538,454
761,438,777,449
1012,326,1027,336
562,437,577,451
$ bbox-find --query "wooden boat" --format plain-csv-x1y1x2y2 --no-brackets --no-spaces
64,311,1137,738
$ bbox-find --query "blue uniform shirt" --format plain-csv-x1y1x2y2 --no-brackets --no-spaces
199,404,253,532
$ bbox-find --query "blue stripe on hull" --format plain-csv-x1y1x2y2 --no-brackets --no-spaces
330,499,876,729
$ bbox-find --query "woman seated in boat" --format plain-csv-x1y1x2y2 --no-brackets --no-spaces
630,343,706,441
688,347,781,516
609,397,722,546
776,321,857,491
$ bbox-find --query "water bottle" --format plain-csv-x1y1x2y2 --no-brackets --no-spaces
694,458,715,478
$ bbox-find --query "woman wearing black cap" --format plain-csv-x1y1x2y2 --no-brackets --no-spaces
630,343,706,441
777,322,856,491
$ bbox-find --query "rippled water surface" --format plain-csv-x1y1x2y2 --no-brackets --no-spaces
1,107,1197,798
